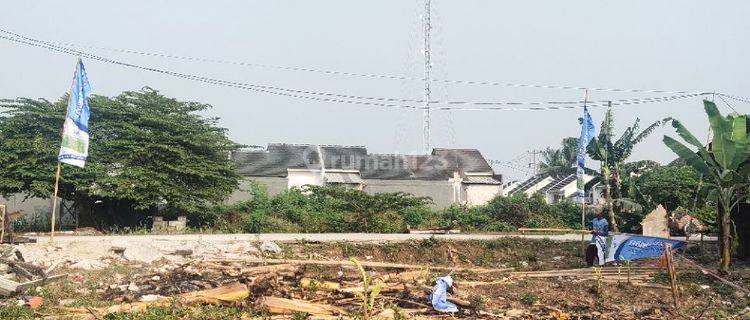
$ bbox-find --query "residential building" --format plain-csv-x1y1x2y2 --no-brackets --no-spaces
229,143,503,208
503,169,602,204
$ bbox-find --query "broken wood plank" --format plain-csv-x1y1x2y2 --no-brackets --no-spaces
16,274,67,293
258,296,347,316
210,257,513,273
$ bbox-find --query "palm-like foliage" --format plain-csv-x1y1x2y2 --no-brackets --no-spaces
539,137,578,178
587,107,662,231
663,100,750,273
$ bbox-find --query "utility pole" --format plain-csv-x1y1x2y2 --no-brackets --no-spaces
528,150,541,176
422,0,432,154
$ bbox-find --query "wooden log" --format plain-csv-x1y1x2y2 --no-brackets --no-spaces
258,296,347,316
210,257,513,274
239,264,298,275
102,282,248,314
300,278,341,291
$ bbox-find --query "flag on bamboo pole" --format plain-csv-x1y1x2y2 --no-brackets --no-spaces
575,106,595,202
58,59,92,168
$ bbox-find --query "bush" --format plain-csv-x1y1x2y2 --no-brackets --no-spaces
198,184,432,233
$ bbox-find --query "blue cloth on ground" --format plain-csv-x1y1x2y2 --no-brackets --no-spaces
430,275,458,313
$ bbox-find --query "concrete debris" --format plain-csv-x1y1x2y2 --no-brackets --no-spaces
641,205,669,238
122,243,164,264
260,241,282,254
70,259,107,270
139,294,162,302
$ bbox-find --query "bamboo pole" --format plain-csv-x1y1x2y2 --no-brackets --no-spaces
0,204,5,244
664,243,680,308
580,88,589,255
50,58,80,242
50,163,62,241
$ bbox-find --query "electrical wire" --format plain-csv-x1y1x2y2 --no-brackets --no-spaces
0,28,730,112
12,29,713,96
0,33,420,110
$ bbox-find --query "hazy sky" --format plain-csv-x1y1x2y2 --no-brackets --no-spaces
1,1,748,180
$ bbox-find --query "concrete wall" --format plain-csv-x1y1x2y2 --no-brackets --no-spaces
363,179,455,209
226,177,288,203
464,184,501,206
0,194,56,218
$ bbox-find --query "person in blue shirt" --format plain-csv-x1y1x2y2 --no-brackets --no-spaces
586,208,609,267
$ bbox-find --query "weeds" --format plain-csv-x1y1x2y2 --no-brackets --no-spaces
350,257,384,320
521,292,539,305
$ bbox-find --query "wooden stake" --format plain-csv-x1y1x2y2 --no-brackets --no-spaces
50,163,62,242
0,204,6,244
664,243,680,308
627,260,632,285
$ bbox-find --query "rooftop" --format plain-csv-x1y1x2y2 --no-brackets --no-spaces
232,143,497,181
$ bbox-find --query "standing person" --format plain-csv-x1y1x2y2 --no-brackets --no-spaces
586,207,609,267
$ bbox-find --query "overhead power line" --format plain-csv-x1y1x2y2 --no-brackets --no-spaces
0,28,734,111
0,28,725,96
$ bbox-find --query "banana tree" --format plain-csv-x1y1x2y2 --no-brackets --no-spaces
587,106,662,232
663,100,750,273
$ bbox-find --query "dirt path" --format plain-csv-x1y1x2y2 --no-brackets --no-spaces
30,232,711,244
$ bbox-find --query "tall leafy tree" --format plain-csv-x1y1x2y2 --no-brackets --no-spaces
0,88,240,224
587,107,661,231
663,100,749,273
539,137,578,178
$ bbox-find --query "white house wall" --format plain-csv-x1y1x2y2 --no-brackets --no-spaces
287,170,324,190
464,184,501,206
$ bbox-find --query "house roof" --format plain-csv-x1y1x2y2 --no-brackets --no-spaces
539,174,577,193
325,171,363,184
509,174,551,194
232,144,495,181
432,148,493,173
511,168,596,195
463,176,502,185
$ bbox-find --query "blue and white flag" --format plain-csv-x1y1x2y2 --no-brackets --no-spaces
58,59,92,168
594,234,685,265
575,106,595,202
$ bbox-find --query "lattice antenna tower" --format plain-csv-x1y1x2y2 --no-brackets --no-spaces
422,0,432,153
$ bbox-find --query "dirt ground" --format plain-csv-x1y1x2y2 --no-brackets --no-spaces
0,237,747,319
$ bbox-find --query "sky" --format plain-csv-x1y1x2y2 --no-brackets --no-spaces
1,1,748,181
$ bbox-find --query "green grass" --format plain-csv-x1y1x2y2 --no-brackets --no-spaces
103,305,244,320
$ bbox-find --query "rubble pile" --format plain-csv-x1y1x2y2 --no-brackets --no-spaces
0,244,66,297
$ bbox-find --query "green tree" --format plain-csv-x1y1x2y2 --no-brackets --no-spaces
663,100,749,273
539,137,578,178
0,88,239,225
587,107,661,232
630,165,703,212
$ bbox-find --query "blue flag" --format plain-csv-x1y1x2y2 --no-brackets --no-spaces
58,59,92,168
576,106,595,202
